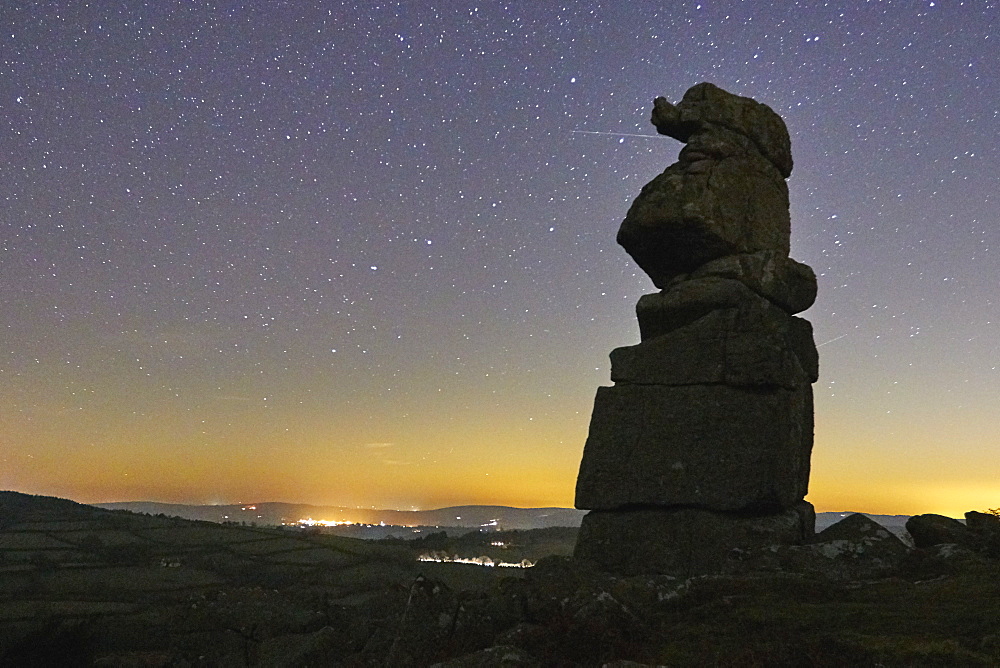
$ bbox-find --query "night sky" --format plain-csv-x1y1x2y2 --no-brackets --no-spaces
3,1,998,516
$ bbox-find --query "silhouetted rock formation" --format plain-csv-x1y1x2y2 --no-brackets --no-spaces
617,82,795,289
907,513,973,548
574,83,819,576
908,511,1000,557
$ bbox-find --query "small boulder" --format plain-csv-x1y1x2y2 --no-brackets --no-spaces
964,510,1000,535
814,512,912,577
906,514,971,548
813,513,901,544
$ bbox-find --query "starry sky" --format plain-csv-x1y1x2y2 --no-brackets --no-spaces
3,1,998,516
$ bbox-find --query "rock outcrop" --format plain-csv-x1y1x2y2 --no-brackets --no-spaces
906,513,973,548
907,511,1000,557
721,513,913,581
574,83,818,576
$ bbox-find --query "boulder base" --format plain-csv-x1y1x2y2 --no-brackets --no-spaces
574,502,815,577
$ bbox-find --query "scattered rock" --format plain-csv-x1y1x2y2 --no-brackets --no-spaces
733,514,913,581
256,626,341,668
430,644,537,667
897,541,981,581
804,513,912,579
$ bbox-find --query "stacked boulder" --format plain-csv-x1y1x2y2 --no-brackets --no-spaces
574,82,819,576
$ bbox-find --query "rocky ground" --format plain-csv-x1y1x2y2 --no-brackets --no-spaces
2,491,1000,666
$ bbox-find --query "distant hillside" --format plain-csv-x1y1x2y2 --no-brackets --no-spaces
94,501,921,538
95,501,587,530
0,490,98,521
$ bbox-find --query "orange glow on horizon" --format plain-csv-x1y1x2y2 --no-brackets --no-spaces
4,384,997,518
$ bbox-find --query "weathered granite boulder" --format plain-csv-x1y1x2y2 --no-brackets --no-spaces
616,295,817,388
617,83,794,288
575,383,813,512
635,277,758,339
813,513,904,546
574,502,815,578
731,514,912,581
909,542,987,576
650,82,793,177
804,513,912,579
618,157,790,288
906,514,971,548
690,250,817,314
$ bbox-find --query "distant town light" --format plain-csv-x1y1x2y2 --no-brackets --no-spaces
295,517,355,527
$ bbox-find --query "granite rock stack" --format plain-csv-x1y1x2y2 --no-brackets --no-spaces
574,83,819,576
